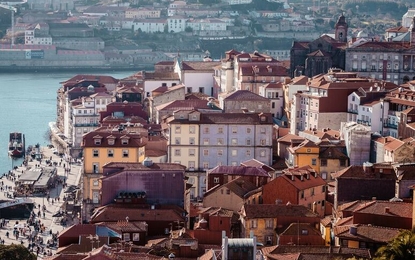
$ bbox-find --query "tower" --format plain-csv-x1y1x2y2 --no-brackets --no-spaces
335,14,348,43
411,16,415,47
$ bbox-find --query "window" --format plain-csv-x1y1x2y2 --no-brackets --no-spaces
189,126,195,134
246,139,251,145
231,138,238,145
189,149,195,156
123,233,130,241
203,127,209,134
340,159,346,166
260,127,266,134
265,219,273,229
93,149,99,157
301,229,308,235
214,177,220,183
250,220,257,229
311,187,315,196
107,149,114,157
321,172,327,179
175,126,181,134
217,138,224,145
260,139,266,145
217,150,223,156
133,233,140,241
175,137,181,145
93,180,99,186
260,150,266,157
218,127,223,134
246,128,251,134
203,149,209,156
203,162,209,169
311,158,316,165
108,139,115,145
300,191,304,199
322,185,326,192
246,150,251,156
122,149,129,158
93,163,99,174
232,127,237,133
94,139,101,145
189,137,195,145
231,150,237,156
203,138,209,145
226,189,230,194
121,138,128,145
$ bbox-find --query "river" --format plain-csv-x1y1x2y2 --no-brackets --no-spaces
0,70,137,175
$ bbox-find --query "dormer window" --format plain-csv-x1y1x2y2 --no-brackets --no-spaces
94,139,101,145
121,138,129,145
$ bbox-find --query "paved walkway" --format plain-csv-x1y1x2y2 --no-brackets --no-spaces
0,146,82,259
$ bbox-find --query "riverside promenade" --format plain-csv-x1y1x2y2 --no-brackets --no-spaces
0,146,83,259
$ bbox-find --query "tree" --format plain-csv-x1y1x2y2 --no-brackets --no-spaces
0,244,36,260
375,229,415,260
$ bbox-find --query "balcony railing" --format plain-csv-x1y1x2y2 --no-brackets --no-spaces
348,109,358,114
74,123,99,127
357,119,371,126
384,123,398,129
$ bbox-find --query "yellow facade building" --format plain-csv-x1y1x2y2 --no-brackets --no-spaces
81,125,146,213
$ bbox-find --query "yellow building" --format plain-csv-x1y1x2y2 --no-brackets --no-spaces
288,140,320,172
81,125,146,211
167,110,200,170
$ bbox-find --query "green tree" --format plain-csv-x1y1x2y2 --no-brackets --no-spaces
0,244,36,260
375,229,415,260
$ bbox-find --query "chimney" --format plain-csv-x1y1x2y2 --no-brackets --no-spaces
384,207,390,214
349,226,357,235
300,175,304,181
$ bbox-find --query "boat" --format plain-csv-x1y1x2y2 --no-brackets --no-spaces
8,132,25,158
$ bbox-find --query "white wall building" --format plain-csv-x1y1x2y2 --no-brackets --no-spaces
167,16,187,33
259,83,284,118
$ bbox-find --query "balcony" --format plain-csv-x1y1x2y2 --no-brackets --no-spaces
388,111,401,117
357,119,371,126
384,123,398,129
74,123,99,127
348,108,358,114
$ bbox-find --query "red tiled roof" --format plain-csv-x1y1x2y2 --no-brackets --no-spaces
223,89,270,101
208,165,270,177
90,205,185,223
280,166,326,191
242,204,318,219
334,224,401,243
353,200,412,218
332,166,396,180
181,61,221,71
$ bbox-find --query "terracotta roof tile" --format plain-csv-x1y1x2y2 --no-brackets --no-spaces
223,90,270,101
353,201,412,218
242,204,318,219
334,224,401,243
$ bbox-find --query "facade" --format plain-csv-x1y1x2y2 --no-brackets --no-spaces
219,90,271,113
345,17,415,85
81,126,146,221
213,50,287,97
125,7,161,19
262,165,327,216
340,122,372,166
278,223,325,246
130,19,167,33
147,84,185,123
203,177,257,212
174,60,221,97
290,69,397,134
290,15,348,77
100,161,186,206
331,164,397,209
167,16,187,33
71,93,114,155
206,165,270,191
167,111,274,170
239,204,320,246
258,82,284,119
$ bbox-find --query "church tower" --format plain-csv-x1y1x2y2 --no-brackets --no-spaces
335,14,348,43
411,16,415,47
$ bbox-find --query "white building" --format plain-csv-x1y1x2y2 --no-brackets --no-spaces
340,122,372,166
167,16,187,33
347,86,390,136
259,82,284,118
128,18,167,33
402,8,415,28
